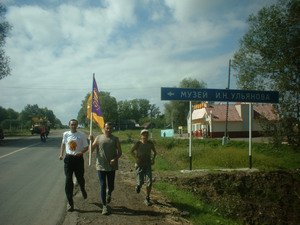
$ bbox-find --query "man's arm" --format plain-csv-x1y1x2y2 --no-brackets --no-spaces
116,139,122,159
59,143,65,160
89,135,101,155
89,135,99,152
75,145,89,157
151,143,157,165
130,142,137,157
110,139,122,166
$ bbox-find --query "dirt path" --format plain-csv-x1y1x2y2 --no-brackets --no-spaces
61,154,190,225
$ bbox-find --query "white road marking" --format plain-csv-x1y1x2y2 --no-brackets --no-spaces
0,142,41,159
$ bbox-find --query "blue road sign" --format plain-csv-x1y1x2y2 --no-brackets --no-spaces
161,87,279,103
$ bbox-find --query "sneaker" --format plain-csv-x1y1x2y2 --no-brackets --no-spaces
102,205,109,215
106,195,111,204
144,197,151,206
67,203,74,212
135,185,140,194
82,189,87,199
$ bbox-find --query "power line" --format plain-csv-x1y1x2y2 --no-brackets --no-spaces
0,86,160,91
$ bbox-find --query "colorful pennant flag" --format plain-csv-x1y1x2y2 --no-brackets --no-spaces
87,75,105,129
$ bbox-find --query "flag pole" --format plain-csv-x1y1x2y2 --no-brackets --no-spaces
88,73,105,166
88,73,95,166
89,110,93,166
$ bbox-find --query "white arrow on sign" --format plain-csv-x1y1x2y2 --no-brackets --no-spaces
167,91,175,97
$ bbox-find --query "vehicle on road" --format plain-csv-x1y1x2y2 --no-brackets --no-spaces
30,125,50,136
30,125,41,135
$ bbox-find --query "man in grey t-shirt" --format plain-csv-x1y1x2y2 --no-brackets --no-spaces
90,122,122,215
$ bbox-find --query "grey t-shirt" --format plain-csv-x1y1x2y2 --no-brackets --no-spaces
133,140,154,167
95,134,119,171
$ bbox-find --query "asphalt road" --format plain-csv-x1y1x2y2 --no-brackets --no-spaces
0,130,66,225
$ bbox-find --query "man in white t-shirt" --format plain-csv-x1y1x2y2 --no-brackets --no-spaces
59,119,89,212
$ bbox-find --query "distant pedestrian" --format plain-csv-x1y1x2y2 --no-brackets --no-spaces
40,125,46,142
59,119,89,212
131,129,157,206
45,126,50,138
89,122,122,215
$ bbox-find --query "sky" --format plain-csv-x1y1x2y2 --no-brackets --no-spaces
0,0,278,125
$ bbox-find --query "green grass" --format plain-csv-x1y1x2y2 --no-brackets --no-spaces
148,133,300,171
3,129,32,136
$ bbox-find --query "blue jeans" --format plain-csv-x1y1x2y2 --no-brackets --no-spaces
97,170,115,205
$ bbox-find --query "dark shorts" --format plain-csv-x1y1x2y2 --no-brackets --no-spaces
135,164,152,187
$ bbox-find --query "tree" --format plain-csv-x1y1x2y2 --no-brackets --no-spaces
232,0,300,147
78,91,161,130
0,106,8,122
42,108,56,127
117,99,156,125
20,104,43,124
139,103,161,128
138,99,152,119
101,92,118,123
0,107,19,130
54,118,63,128
6,108,19,120
117,100,133,123
19,104,60,129
0,105,61,130
0,3,11,80
77,94,90,127
164,78,207,130
118,99,160,125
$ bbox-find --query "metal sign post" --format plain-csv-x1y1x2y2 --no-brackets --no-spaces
249,103,252,169
189,101,192,170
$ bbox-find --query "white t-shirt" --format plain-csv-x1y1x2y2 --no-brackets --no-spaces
62,130,88,155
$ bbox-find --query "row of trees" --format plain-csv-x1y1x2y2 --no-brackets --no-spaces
0,77,204,132
77,92,165,129
76,77,206,130
0,107,19,130
1,78,202,133
0,105,63,131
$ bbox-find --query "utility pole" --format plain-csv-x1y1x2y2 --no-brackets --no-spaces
223,59,231,145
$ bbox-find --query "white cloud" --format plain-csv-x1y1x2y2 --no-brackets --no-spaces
164,0,204,23
0,0,278,124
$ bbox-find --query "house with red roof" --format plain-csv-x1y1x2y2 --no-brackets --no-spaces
188,103,278,138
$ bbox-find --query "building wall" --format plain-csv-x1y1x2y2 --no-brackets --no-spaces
191,104,270,138
210,130,262,138
210,120,265,138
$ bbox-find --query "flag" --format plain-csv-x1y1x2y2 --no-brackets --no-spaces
87,94,92,119
87,75,105,129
